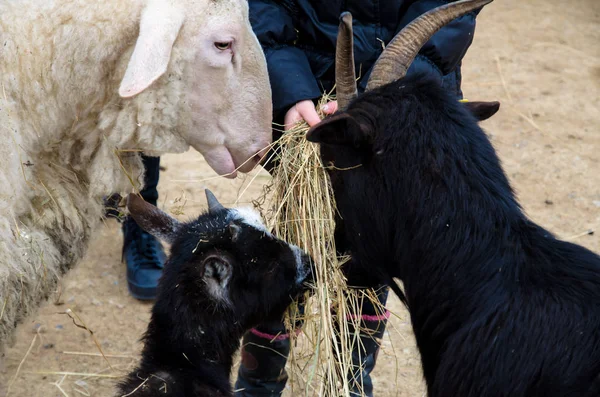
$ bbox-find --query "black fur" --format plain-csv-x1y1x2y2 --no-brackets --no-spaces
306,74,600,396
117,204,311,396
463,100,500,121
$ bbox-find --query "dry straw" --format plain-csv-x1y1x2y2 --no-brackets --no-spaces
256,93,385,396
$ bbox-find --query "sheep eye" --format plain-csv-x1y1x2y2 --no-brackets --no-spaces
214,41,232,51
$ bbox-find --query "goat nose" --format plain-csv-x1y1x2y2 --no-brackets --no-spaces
304,259,315,285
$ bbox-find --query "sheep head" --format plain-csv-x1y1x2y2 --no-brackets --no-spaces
119,0,272,178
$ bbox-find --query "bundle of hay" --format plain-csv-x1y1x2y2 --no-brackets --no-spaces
256,94,385,396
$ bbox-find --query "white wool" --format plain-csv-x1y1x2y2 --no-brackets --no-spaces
0,0,271,351
230,207,271,235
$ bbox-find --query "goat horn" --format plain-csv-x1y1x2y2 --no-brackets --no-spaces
366,0,493,91
335,12,358,110
205,189,225,213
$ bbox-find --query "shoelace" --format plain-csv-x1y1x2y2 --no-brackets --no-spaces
126,226,164,270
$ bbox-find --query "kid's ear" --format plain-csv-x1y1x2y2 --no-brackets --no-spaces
126,193,180,244
306,113,373,147
463,101,500,121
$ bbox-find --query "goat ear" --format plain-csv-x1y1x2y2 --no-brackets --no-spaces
202,254,233,301
306,113,371,147
126,193,180,244
118,1,185,98
463,101,500,121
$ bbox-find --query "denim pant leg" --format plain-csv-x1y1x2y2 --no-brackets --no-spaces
140,155,160,206
122,154,161,236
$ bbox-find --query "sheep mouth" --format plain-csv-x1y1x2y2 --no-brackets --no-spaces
231,146,269,174
199,146,238,178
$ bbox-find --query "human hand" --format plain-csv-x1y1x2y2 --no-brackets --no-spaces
320,100,338,115
284,100,339,131
284,100,321,131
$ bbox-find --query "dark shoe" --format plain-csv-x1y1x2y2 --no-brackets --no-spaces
122,217,166,300
102,193,124,220
234,323,292,396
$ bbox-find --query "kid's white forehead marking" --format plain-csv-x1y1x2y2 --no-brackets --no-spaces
229,207,271,235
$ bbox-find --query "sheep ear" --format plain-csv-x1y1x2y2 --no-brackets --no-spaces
118,1,185,98
202,254,233,302
463,101,500,121
126,193,180,243
306,113,372,147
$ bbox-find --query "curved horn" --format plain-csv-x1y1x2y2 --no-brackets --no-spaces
335,12,358,110
366,0,493,91
205,189,225,213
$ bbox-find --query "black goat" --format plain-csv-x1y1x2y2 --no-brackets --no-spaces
116,190,312,396
306,1,600,396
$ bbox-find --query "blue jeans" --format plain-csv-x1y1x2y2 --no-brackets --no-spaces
139,155,160,205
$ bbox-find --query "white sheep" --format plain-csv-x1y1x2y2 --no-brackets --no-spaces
0,0,272,353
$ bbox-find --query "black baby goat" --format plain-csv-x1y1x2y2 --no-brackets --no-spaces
116,190,312,396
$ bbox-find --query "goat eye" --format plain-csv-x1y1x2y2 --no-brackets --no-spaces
214,41,232,51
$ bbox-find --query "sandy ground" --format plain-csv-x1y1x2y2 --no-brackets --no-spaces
1,0,599,395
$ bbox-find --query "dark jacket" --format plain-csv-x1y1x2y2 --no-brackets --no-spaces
249,0,482,115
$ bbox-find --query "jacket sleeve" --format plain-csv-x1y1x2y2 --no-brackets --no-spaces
358,0,482,96
249,0,322,113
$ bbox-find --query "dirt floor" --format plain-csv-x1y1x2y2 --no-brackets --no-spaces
1,0,599,395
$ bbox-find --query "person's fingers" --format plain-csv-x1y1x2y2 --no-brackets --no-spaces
284,100,324,130
284,106,302,131
297,102,321,127
321,100,338,114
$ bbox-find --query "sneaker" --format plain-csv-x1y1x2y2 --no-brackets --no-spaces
102,193,124,220
122,217,166,300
